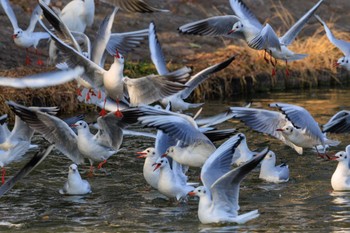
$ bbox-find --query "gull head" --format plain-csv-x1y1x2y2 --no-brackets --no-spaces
262,150,276,164
69,164,78,174
228,21,244,34
331,151,348,162
136,147,156,159
153,158,168,171
12,29,23,39
188,186,207,198
114,50,125,64
163,146,178,158
71,120,89,130
276,125,294,136
335,56,349,68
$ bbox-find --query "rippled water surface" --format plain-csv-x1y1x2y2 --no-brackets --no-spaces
1,88,350,232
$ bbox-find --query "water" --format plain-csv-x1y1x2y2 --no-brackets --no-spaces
1,88,350,232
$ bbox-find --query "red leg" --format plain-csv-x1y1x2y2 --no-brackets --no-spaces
25,48,31,65
263,50,269,64
99,98,107,116
97,160,107,169
114,99,123,118
97,90,102,99
85,91,91,102
76,88,82,97
285,60,290,77
36,49,44,66
87,165,94,177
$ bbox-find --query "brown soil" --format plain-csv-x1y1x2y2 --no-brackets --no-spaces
0,0,349,113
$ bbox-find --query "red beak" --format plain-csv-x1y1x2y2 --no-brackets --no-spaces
12,34,17,39
329,155,339,161
153,163,161,172
276,128,284,132
188,191,196,197
228,29,235,35
333,62,340,67
115,49,120,58
136,152,147,158
70,124,78,128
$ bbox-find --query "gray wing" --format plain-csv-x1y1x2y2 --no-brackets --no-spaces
27,0,51,33
99,0,169,13
315,15,350,56
180,56,235,99
137,115,209,146
39,19,105,88
280,0,323,46
7,102,85,164
106,28,149,57
62,114,85,126
201,134,245,189
260,24,281,51
276,163,289,181
155,130,176,156
0,0,19,31
269,102,324,144
210,147,268,212
203,128,237,143
0,144,54,198
149,21,168,75
196,108,235,127
39,0,81,52
95,112,124,151
91,8,117,67
178,15,243,39
230,107,289,141
123,67,191,106
0,67,83,88
229,0,262,29
323,110,350,133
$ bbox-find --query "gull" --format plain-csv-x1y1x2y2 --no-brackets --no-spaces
8,101,125,172
315,15,350,71
48,0,94,63
149,21,236,111
99,0,169,13
266,0,324,76
323,110,350,133
178,0,281,53
259,150,289,183
39,6,190,114
331,146,350,191
122,105,216,167
0,104,64,184
153,157,194,201
0,66,83,89
39,2,148,108
59,164,92,195
0,0,50,65
231,133,257,166
188,135,268,224
136,147,160,189
230,103,339,155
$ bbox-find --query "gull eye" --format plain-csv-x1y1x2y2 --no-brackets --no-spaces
340,154,343,157
198,189,201,193
269,154,272,158
79,122,82,125
161,160,164,163
147,150,149,153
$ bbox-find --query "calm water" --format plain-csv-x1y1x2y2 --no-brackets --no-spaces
1,88,350,232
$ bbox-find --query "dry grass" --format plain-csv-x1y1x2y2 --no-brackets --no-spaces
182,3,350,100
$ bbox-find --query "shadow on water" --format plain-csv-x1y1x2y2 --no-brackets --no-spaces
1,88,350,232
